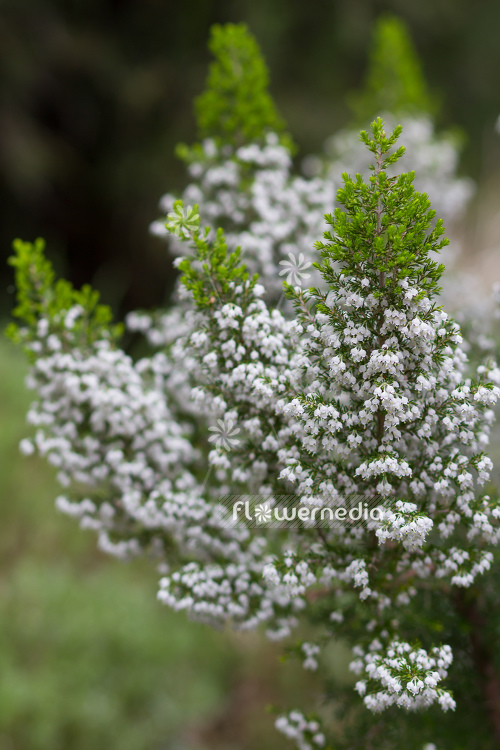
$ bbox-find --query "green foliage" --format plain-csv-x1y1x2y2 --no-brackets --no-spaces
6,238,122,351
167,200,257,309
0,560,235,750
181,23,294,158
350,15,437,123
316,118,447,303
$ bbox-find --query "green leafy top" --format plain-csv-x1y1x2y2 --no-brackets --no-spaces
186,23,294,154
350,14,437,123
315,118,448,304
6,238,122,353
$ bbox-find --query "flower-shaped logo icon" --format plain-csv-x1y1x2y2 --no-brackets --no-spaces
208,418,241,451
254,503,272,524
166,201,200,238
279,252,312,286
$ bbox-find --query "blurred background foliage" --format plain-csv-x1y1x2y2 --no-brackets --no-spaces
1,0,500,318
2,2,500,748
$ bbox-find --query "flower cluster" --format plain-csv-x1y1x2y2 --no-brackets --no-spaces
14,316,259,564
376,501,434,551
351,640,455,712
275,712,326,750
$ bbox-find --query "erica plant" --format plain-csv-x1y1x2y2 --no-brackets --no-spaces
7,20,500,750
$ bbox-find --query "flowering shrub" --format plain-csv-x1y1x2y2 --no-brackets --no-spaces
143,19,473,370
8,20,500,750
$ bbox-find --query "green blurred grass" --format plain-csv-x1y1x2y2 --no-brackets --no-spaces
0,336,336,750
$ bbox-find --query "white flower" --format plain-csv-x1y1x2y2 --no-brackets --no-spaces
19,438,35,456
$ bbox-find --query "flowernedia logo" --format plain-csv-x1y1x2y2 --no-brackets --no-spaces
278,252,312,286
217,494,384,529
207,418,241,450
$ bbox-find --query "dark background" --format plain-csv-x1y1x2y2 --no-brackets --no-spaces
1,0,500,319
